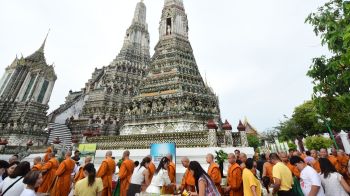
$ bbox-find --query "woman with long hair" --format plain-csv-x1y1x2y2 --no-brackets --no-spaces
74,163,103,196
319,158,350,196
242,158,261,196
187,161,220,196
145,156,172,194
0,161,30,196
127,156,151,196
20,170,43,196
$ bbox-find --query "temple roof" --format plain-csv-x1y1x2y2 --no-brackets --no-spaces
25,31,49,65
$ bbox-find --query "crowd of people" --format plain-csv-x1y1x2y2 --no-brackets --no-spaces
0,147,349,195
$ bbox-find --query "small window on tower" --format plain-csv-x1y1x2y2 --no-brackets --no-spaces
166,18,172,35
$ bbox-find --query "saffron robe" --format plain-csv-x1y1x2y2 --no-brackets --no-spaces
207,163,222,194
97,157,116,196
311,160,321,173
37,157,59,193
32,163,42,171
286,162,300,178
163,161,176,194
148,162,156,181
118,159,133,196
227,163,243,196
263,162,274,183
329,155,341,172
74,167,85,183
337,155,349,175
43,147,52,163
51,157,75,196
181,169,196,192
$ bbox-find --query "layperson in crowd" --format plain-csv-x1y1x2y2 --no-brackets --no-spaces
146,156,172,194
270,153,293,196
97,150,116,196
319,158,350,196
0,161,30,196
72,150,80,162
118,150,134,196
206,153,222,194
224,153,243,196
8,154,19,165
127,156,151,196
74,163,103,196
74,156,92,183
179,156,196,193
51,151,75,196
31,157,42,171
242,158,261,196
0,160,9,182
188,161,220,196
163,153,176,194
37,152,59,193
20,170,43,196
290,156,325,196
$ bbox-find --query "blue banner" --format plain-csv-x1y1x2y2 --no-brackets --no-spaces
150,143,176,167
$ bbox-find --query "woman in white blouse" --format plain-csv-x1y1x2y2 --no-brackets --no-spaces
145,157,172,194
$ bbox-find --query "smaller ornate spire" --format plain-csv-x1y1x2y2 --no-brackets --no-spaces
222,120,232,131
38,29,50,53
237,120,246,132
207,119,218,130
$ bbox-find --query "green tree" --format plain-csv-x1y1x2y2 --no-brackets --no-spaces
247,134,261,150
288,142,297,151
306,0,350,131
305,136,333,151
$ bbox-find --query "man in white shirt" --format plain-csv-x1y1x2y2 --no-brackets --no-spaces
290,156,325,196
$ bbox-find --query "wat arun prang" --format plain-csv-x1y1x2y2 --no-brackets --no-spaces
50,0,247,148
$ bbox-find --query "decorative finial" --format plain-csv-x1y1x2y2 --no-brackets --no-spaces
39,28,50,52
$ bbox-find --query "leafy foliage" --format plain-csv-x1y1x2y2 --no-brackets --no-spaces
277,101,324,141
288,142,297,151
214,150,228,163
305,0,350,131
247,134,261,150
304,136,333,151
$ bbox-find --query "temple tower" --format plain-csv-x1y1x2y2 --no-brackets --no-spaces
0,34,56,146
121,0,220,135
51,1,150,136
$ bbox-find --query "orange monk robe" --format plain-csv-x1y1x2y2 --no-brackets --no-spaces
208,163,222,195
97,157,116,196
227,163,243,196
311,160,321,173
37,157,59,193
32,163,42,171
163,161,176,194
181,169,196,192
263,162,274,183
328,155,341,172
74,167,85,183
117,159,133,196
43,147,52,163
51,157,76,196
148,161,156,181
286,162,300,178
337,155,349,175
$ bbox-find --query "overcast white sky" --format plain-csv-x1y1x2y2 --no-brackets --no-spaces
0,0,330,132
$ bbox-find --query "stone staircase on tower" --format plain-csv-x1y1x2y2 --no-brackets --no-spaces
47,123,72,146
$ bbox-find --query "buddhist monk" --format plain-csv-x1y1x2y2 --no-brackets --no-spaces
206,153,222,194
38,152,59,193
239,153,247,169
51,151,76,196
43,147,53,163
280,152,300,178
336,149,349,175
262,153,274,183
310,149,321,173
179,156,195,193
74,156,92,183
163,153,176,194
117,150,133,196
96,151,116,196
224,153,243,196
32,156,42,171
320,148,341,171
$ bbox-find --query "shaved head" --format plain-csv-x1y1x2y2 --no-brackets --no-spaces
85,156,92,163
228,153,236,164
122,150,129,159
65,151,72,157
106,151,113,157
239,153,247,163
33,156,41,164
181,156,190,168
206,153,214,164
279,152,288,162
166,153,173,161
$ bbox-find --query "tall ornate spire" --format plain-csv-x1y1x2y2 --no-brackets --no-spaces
160,0,188,39
115,0,150,66
25,30,50,64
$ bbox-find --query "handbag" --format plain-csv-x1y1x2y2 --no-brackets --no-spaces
1,176,24,196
